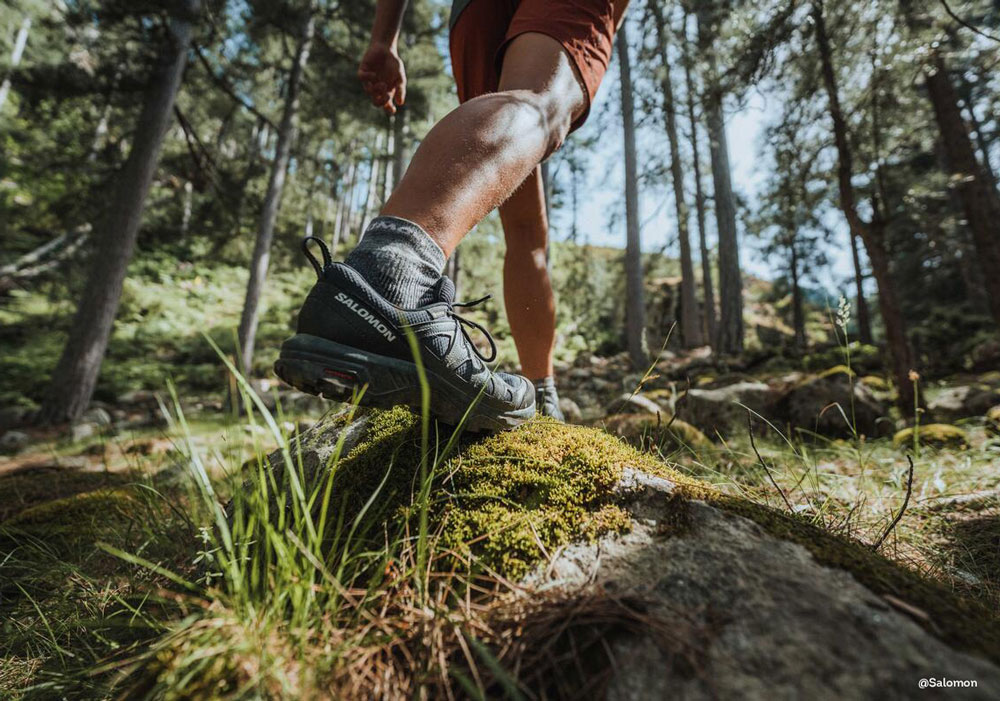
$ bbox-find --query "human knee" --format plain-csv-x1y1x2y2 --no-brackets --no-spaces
498,33,585,155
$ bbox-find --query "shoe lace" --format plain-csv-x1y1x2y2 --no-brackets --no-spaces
450,294,498,363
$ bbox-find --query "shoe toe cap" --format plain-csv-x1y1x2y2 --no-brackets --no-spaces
496,372,535,410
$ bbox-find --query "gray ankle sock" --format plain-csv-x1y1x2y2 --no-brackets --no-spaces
344,216,446,308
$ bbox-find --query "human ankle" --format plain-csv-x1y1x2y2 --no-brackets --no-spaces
344,216,446,308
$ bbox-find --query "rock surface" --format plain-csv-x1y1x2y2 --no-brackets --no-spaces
527,468,1000,699
252,410,1000,698
928,385,1000,423
776,370,890,438
676,381,775,437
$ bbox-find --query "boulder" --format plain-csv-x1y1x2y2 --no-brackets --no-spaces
70,422,98,442
238,411,1000,697
0,430,30,454
676,381,776,438
558,397,583,423
604,392,666,417
602,413,710,453
527,468,1000,699
893,424,971,451
988,405,1000,436
775,369,890,438
81,407,113,427
928,385,1000,423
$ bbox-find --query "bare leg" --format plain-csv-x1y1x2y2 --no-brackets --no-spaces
380,32,586,256
500,166,555,379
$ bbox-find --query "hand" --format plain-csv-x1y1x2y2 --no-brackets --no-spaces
358,42,406,115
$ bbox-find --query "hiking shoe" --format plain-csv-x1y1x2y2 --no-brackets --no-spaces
275,237,535,432
534,378,565,422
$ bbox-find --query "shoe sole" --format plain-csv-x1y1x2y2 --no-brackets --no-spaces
274,334,535,432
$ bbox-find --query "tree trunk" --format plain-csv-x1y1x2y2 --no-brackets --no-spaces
360,134,384,234
390,105,407,191
617,26,648,368
0,16,30,112
848,229,874,344
681,8,717,348
38,3,199,424
790,238,805,350
237,8,316,375
812,0,915,412
653,4,702,349
446,247,460,298
180,180,194,237
923,51,1000,329
697,6,742,355
332,159,356,255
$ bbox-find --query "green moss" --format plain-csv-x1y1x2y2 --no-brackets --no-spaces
814,364,856,380
892,424,970,450
295,409,666,581
3,488,142,532
986,405,1000,436
603,413,711,452
860,375,891,392
280,408,1000,663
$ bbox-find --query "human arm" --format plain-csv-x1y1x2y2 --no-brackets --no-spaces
358,0,408,114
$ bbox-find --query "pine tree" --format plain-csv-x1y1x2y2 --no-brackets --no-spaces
38,1,201,423
617,24,648,368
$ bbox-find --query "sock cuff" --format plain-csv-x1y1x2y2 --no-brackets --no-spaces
532,376,556,390
362,216,446,272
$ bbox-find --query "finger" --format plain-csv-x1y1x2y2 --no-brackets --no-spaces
396,80,406,106
358,69,377,81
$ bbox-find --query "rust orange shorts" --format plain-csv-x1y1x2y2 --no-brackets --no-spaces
449,0,617,132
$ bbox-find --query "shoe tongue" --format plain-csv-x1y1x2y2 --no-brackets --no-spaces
430,275,456,306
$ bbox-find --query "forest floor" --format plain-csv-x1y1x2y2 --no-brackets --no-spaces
2,351,999,696
2,260,1000,695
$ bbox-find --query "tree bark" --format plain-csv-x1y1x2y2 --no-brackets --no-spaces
0,16,30,112
697,5,742,355
812,0,915,412
652,3,702,348
617,26,648,368
38,3,199,424
848,229,874,344
237,7,316,375
681,8,717,348
923,51,1000,329
790,237,806,351
390,105,407,191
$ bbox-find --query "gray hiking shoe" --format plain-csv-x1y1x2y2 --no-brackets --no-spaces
275,237,535,432
534,377,565,422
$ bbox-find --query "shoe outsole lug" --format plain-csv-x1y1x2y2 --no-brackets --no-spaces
273,334,534,433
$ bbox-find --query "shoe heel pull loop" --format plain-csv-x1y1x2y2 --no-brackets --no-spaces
302,236,332,278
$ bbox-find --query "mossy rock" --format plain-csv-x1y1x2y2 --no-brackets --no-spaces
258,408,668,580
246,407,1000,672
814,364,856,380
2,488,142,534
986,405,1000,436
803,343,880,374
892,424,971,451
860,374,891,393
603,413,711,452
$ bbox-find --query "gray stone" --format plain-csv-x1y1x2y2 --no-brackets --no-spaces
928,385,1000,423
605,392,666,417
70,422,98,442
558,397,583,423
777,372,891,438
0,430,30,454
525,468,1000,699
81,407,112,426
677,381,776,437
